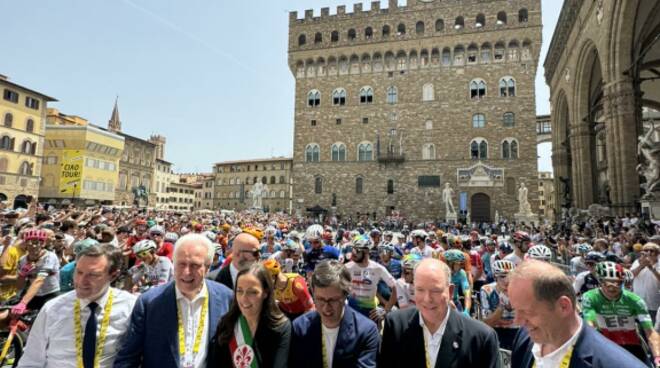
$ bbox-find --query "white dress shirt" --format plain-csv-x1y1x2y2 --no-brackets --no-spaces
531,319,583,368
18,287,136,368
175,283,209,368
419,306,451,368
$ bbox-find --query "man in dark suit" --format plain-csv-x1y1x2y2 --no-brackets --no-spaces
508,260,647,368
215,232,260,289
379,258,500,368
114,234,233,368
290,260,379,368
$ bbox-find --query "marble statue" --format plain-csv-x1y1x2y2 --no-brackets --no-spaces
637,123,660,196
518,182,532,214
251,182,266,209
442,183,456,215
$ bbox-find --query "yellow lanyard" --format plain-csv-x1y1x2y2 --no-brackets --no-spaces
176,293,209,358
422,331,432,368
321,329,329,368
532,346,574,368
74,290,114,368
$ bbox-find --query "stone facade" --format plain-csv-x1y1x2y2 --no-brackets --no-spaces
538,171,555,221
545,0,660,215
0,75,55,208
288,0,542,222
154,158,174,209
213,158,292,213
167,180,197,212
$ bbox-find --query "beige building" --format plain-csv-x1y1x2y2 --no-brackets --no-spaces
154,158,175,209
288,0,541,221
107,101,158,206
213,158,292,213
538,171,555,221
0,75,56,208
167,180,198,212
545,0,659,215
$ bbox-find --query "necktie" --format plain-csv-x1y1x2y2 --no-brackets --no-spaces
83,302,98,368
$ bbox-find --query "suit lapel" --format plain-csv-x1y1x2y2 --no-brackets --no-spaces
334,307,356,360
308,313,324,367
434,309,462,368
206,280,221,345
160,282,180,363
568,323,592,368
406,309,428,367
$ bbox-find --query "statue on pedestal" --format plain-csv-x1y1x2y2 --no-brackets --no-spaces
637,123,660,197
442,183,456,216
517,183,532,215
251,182,267,209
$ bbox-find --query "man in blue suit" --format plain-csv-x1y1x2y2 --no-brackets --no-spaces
290,260,379,368
508,260,648,368
115,233,233,368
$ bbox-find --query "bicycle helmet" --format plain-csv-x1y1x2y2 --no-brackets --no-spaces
584,251,605,263
73,238,99,256
202,230,217,243
623,268,634,284
526,245,552,261
164,232,179,243
282,239,299,251
305,224,324,241
577,243,593,255
264,226,277,239
499,242,514,254
370,228,382,237
444,249,466,263
402,254,423,269
492,260,516,276
411,229,428,239
23,229,48,242
596,261,623,281
513,231,531,243
262,259,281,277
287,230,301,241
149,225,164,236
241,226,263,241
133,239,157,254
352,235,374,250
378,243,395,253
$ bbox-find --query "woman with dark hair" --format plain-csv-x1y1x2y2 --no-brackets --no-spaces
210,262,291,367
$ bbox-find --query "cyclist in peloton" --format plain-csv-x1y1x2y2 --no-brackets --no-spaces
480,260,519,350
582,261,660,366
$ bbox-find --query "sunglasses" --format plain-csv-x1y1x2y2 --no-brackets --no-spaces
238,249,260,258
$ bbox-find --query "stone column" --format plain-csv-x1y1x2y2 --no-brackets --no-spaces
603,79,640,214
569,122,595,208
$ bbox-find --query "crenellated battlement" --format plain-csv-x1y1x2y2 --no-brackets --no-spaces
289,0,402,24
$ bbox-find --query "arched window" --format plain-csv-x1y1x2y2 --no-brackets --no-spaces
269,176,275,184
503,112,515,127
19,161,32,176
442,48,451,65
472,113,486,128
475,14,486,28
314,176,323,194
499,77,516,97
0,136,11,150
502,139,519,159
481,43,492,63
497,11,507,25
305,144,320,162
519,8,528,23
422,83,434,101
279,176,285,184
314,32,322,44
422,144,436,160
470,139,488,160
298,34,306,46
356,177,363,194
280,190,285,198
348,29,356,40
454,16,464,30
386,86,398,104
21,140,33,154
229,178,235,185
387,179,394,194
307,90,320,107
331,31,339,42
470,79,487,99
332,88,346,106
365,27,373,39
331,143,346,161
358,142,373,161
435,19,444,32
3,113,12,128
360,86,373,104
416,21,425,34
261,176,267,184
382,25,391,38
25,119,34,132
397,23,406,35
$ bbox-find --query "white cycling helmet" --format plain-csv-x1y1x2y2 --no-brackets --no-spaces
305,224,324,241
527,245,552,261
133,239,157,254
492,260,516,276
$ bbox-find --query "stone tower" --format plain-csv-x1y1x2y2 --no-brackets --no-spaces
108,97,121,132
288,0,542,222
149,134,167,160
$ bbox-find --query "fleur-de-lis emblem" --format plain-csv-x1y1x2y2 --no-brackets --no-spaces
233,345,255,368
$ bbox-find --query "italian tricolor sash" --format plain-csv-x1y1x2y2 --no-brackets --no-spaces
229,315,259,368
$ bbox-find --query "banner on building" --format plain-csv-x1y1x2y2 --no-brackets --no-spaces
59,150,83,195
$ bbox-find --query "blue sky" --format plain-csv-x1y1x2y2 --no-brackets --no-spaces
0,0,560,173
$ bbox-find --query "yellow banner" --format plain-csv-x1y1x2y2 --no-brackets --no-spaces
59,150,83,195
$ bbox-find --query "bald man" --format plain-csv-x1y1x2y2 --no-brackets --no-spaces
379,258,499,368
509,260,646,368
214,232,260,289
